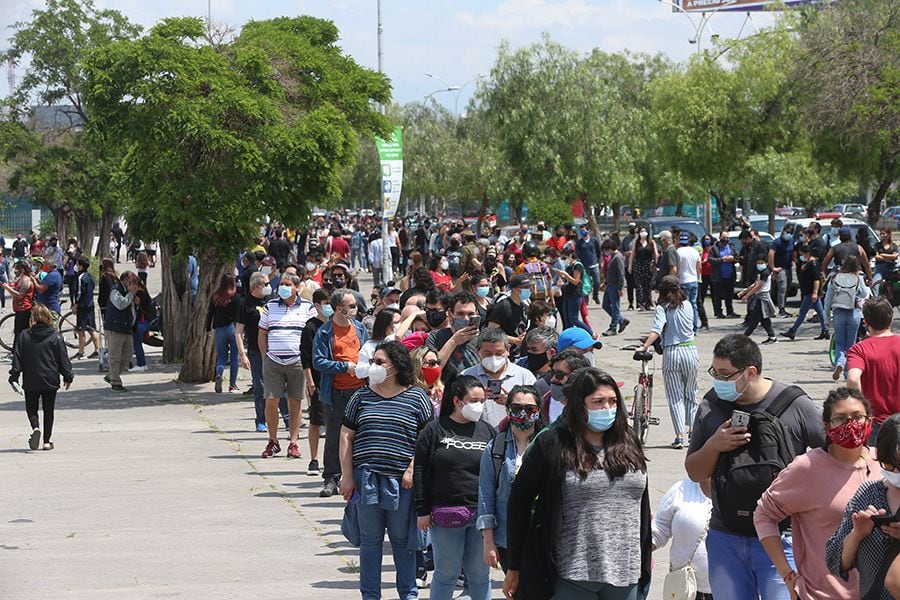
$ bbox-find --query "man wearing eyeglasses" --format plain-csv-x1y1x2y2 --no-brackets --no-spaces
313,289,369,498
846,296,900,443
685,334,825,600
539,350,591,426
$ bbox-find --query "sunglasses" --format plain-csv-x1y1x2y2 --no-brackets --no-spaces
550,370,569,381
422,359,440,367
509,404,539,414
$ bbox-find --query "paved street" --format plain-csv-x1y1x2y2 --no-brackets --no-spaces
0,264,863,598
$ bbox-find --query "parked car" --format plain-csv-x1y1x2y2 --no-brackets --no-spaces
787,217,879,249
832,203,867,220
747,215,788,235
881,206,900,227
776,206,807,218
632,217,708,242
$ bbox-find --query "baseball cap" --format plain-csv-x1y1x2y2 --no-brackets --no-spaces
839,226,851,237
508,274,533,289
557,327,604,352
678,232,690,245
381,286,401,300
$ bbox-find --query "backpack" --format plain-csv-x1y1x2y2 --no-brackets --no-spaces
445,248,462,277
710,385,805,537
523,260,551,301
574,261,592,297
490,430,506,488
830,273,860,310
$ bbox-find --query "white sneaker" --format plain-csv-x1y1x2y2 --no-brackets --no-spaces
128,365,147,372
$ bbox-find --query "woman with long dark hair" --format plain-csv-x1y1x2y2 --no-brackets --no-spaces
825,255,870,381
206,273,242,393
636,275,699,449
503,368,651,600
338,341,434,600
415,375,496,600
628,226,657,311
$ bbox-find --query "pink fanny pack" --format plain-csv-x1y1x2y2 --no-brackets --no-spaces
431,506,476,529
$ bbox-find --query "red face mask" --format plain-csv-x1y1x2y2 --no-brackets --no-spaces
421,366,441,387
827,418,872,449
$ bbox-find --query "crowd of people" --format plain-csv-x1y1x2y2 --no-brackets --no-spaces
8,209,900,599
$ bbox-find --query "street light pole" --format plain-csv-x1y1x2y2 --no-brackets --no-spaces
425,72,484,118
377,0,391,284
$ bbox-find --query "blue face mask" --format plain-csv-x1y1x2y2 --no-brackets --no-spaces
321,304,334,318
756,264,766,272
277,285,293,299
782,233,791,241
712,378,744,402
587,407,616,432
476,286,490,298
519,288,532,301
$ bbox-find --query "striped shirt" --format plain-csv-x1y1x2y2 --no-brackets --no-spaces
258,298,316,365
343,385,434,477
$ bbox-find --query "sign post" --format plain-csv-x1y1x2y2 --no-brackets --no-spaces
375,126,403,284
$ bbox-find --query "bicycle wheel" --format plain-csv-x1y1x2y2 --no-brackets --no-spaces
632,384,646,444
58,310,80,349
0,312,16,352
643,380,652,444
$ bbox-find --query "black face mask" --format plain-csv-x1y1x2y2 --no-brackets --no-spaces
526,352,549,372
333,277,345,288
426,309,446,328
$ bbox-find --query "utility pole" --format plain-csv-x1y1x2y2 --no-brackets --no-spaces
378,0,392,284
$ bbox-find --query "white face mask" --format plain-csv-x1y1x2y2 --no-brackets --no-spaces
639,231,648,238
387,303,400,311
440,259,449,270
260,285,272,296
882,469,900,489
481,355,507,373
367,363,388,385
460,401,484,422
546,315,557,329
305,262,316,272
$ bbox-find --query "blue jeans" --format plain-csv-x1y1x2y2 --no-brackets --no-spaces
248,349,287,426
587,264,602,299
832,307,860,371
789,295,827,334
351,246,367,271
706,529,794,600
430,522,491,600
356,484,417,600
132,320,151,367
560,295,592,334
682,281,699,333
214,324,239,387
602,285,623,330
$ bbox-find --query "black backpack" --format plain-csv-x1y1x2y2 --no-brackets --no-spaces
710,385,805,537
490,430,507,488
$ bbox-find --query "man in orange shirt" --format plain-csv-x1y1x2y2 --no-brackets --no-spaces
312,289,369,498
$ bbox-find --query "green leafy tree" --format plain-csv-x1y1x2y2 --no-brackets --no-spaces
794,0,899,222
85,16,390,381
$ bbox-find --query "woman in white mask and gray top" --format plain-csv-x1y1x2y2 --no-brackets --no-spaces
415,375,497,600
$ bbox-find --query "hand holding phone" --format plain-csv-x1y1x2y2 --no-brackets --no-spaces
870,511,900,526
731,410,751,430
468,316,481,329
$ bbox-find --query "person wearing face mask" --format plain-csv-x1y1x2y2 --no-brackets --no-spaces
873,227,898,283
620,225,637,311
707,231,739,319
516,326,558,397
299,288,334,474
575,226,603,305
339,342,434,600
637,276,699,450
756,388,879,600
686,334,825,600
629,227,658,312
782,244,829,341
599,239,629,337
738,255,778,344
430,254,453,293
503,368,651,600
477,385,543,573
472,273,494,319
415,375,497,600
236,272,288,433
556,327,602,369
486,274,533,356
827,413,900,600
329,262,368,314
313,289,370,497
205,273,243,393
768,224,796,318
427,292,481,386
462,328,536,428
12,233,29,262
411,345,443,415
354,308,421,379
258,274,317,460
238,251,258,297
539,350,591,427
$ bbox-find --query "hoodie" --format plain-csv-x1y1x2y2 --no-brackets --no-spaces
9,324,74,391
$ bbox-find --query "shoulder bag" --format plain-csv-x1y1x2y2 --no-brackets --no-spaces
662,508,710,600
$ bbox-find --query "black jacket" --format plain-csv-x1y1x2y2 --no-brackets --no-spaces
707,242,738,283
9,324,74,391
507,426,651,600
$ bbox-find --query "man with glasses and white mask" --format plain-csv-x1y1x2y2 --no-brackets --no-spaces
539,349,591,426
685,334,825,600
313,289,369,497
258,273,316,459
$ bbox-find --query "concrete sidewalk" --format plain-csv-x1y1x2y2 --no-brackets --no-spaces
1,265,851,599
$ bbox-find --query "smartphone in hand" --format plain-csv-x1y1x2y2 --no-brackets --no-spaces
731,410,751,429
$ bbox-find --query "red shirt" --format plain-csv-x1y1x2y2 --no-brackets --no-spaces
327,236,350,258
547,235,566,252
701,248,712,276
430,270,451,292
846,334,900,423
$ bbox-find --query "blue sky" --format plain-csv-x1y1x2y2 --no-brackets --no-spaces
2,0,777,111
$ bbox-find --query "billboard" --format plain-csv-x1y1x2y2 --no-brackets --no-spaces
680,0,816,11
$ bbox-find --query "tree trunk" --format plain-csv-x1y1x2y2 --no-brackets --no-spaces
580,193,600,237
160,241,190,364
177,251,229,383
612,202,621,234
52,207,71,241
868,175,893,225
476,191,490,235
98,203,113,259
75,214,96,253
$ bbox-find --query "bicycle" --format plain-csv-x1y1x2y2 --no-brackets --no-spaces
629,348,659,444
0,307,83,352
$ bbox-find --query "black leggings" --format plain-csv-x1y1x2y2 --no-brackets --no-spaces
25,390,57,443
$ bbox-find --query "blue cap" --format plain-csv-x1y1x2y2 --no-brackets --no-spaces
839,226,851,237
678,231,691,245
557,327,604,352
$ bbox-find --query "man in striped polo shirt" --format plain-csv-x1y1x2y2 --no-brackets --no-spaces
258,274,316,459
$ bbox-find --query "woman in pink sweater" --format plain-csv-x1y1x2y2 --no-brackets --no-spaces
754,387,879,600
